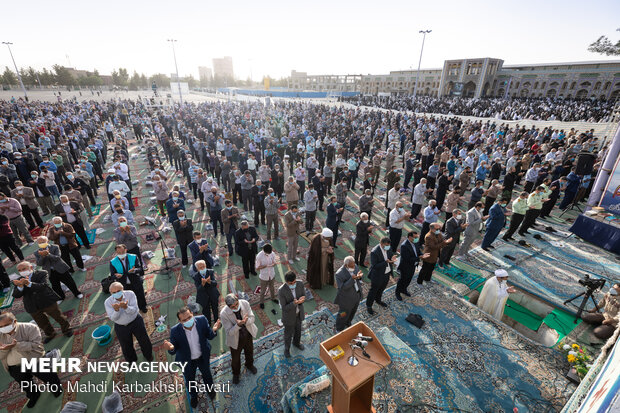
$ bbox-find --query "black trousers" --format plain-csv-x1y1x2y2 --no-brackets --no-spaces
336,302,359,332
209,209,224,237
59,244,84,271
254,202,265,225
23,204,43,228
524,181,535,193
49,269,81,299
420,222,431,246
233,183,242,204
0,235,24,262
396,266,417,294
411,203,422,220
230,328,254,376
283,312,303,351
503,213,524,239
0,262,9,289
483,197,496,216
354,244,367,265
126,281,148,312
305,210,316,232
114,315,152,362
438,242,457,266
417,261,436,284
178,241,189,266
367,274,389,308
71,219,90,248
519,209,540,235
389,227,402,254
184,355,214,399
8,365,61,400
241,252,256,277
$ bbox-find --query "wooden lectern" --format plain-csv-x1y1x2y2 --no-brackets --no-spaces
319,322,391,413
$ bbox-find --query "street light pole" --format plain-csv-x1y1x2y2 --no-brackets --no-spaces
412,30,431,104
2,42,28,101
167,39,182,105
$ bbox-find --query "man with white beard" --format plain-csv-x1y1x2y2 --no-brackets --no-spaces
477,269,517,319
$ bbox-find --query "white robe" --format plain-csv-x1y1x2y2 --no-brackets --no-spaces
478,276,509,319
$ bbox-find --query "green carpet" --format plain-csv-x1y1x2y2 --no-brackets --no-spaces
543,309,582,343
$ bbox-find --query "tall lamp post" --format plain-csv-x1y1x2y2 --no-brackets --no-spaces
412,30,431,104
167,39,182,105
2,42,28,101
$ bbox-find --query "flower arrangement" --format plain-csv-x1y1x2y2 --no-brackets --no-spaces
558,343,592,379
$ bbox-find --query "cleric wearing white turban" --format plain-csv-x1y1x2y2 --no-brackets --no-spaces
477,269,517,319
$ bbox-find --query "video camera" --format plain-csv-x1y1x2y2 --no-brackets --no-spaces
578,275,606,292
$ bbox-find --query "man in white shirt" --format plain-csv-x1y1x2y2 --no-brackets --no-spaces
411,178,432,219
385,182,401,228
255,243,278,309
389,201,408,254
219,294,258,384
105,282,153,363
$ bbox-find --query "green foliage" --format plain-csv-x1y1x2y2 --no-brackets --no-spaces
52,64,76,86
149,73,170,88
1,66,17,85
588,28,620,56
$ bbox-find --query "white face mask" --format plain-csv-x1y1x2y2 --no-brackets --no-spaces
19,270,31,277
232,306,241,312
362,219,368,223
195,238,202,243
0,322,15,334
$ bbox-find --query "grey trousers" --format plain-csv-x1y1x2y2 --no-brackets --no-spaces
242,189,253,211
458,232,480,256
283,313,303,351
266,214,279,240
287,234,299,261
259,278,276,304
10,215,33,245
37,196,55,216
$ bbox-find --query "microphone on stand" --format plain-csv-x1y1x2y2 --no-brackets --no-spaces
357,333,373,342
351,341,370,358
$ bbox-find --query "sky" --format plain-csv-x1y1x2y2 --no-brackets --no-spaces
1,0,619,81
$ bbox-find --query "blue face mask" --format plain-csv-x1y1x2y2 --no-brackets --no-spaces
183,317,195,328
179,216,186,221
227,206,232,210
288,283,296,289
383,245,391,251
199,268,207,275
172,197,178,202
112,291,124,300
270,192,275,197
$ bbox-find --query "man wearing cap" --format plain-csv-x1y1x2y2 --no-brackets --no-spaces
477,269,516,319
219,294,258,384
582,283,620,340
307,228,335,289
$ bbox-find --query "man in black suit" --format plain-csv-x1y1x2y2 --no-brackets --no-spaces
334,256,363,331
54,194,90,249
366,238,397,315
109,244,147,313
278,271,305,358
311,170,325,211
172,209,194,267
234,221,259,279
396,231,427,300
251,179,266,226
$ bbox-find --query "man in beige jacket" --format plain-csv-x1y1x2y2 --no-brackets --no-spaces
284,176,300,208
0,312,63,408
10,180,44,229
220,294,257,384
284,204,302,264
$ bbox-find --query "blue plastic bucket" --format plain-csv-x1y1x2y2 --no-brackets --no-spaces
92,325,112,346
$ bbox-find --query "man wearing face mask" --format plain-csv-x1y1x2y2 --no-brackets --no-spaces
396,231,428,300
419,224,452,285
164,307,221,407
234,220,259,278
481,198,511,251
220,294,258,384
172,209,194,268
222,199,240,257
334,256,363,331
189,231,214,265
582,283,620,340
354,212,373,267
111,203,135,227
105,282,153,363
11,261,72,343
190,259,221,326
264,187,281,241
367,237,397,315
0,312,63,408
438,209,468,268
10,180,44,230
284,205,303,264
47,216,86,273
0,192,34,246
34,234,83,299
477,269,517,319
109,244,147,313
54,194,90,249
502,192,528,242
278,271,306,358
518,186,548,237
388,201,409,254
206,187,225,238
420,199,441,247
166,190,185,224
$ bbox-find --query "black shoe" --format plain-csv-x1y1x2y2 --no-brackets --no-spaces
259,303,264,309
293,342,305,351
251,271,258,276
395,293,402,301
140,308,148,314
502,237,509,242
482,247,491,252
64,330,74,338
367,307,375,315
43,334,56,344
190,396,198,408
272,299,279,304
284,349,291,358
247,365,257,374
145,354,154,362
245,274,249,279
53,387,63,397
403,291,411,297
233,375,240,384
488,245,495,249
377,301,388,307
26,392,41,408
85,245,91,250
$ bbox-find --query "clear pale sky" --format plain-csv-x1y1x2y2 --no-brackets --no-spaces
1,0,619,80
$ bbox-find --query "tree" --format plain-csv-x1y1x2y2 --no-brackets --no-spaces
588,28,620,56
1,67,17,85
139,74,148,88
21,67,38,86
128,71,141,90
39,68,55,86
52,65,76,86
149,73,170,88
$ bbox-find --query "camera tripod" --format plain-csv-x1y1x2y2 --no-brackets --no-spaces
563,287,601,323
558,186,587,218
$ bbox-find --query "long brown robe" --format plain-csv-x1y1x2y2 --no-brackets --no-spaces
307,234,335,289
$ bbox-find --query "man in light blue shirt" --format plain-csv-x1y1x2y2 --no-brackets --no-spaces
420,200,440,246
105,282,153,363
